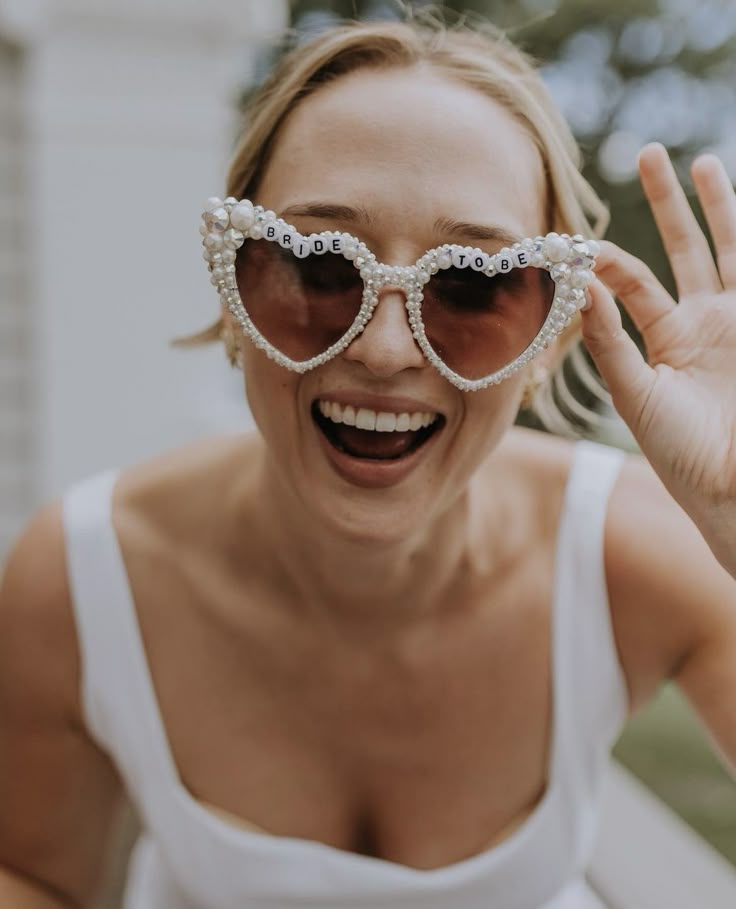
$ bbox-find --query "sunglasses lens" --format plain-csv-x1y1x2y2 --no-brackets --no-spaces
421,265,556,380
236,239,364,362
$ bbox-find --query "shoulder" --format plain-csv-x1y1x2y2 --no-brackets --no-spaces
0,496,82,728
604,448,736,712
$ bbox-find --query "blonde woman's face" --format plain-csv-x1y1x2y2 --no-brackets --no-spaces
241,65,548,541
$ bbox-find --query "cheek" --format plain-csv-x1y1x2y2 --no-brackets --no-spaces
242,350,297,442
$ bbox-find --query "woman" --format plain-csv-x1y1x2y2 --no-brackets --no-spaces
1,14,735,909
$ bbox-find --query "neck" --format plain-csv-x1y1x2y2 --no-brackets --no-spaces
246,454,487,633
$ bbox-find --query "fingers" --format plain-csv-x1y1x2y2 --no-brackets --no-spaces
638,143,722,297
691,153,736,289
580,279,656,431
594,240,675,335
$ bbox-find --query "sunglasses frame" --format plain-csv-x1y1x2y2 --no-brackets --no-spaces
201,196,600,392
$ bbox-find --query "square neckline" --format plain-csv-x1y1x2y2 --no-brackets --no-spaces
101,442,585,881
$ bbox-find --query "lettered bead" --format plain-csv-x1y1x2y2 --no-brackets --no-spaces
263,223,279,242
292,238,310,258
514,249,531,268
469,249,489,271
451,247,473,268
278,230,296,249
229,201,255,231
308,234,328,254
494,253,514,273
543,233,569,263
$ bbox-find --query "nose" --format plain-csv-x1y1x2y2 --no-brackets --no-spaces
342,285,427,378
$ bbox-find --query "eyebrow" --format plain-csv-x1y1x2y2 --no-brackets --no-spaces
279,202,523,247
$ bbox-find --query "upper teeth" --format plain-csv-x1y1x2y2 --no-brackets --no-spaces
318,400,438,432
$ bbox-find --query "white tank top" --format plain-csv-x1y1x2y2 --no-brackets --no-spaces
62,439,627,909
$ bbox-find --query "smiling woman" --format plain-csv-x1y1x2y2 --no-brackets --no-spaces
2,9,736,909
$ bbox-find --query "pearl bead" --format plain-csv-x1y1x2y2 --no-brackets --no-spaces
229,201,255,231
220,248,237,265
204,232,224,251
204,197,223,213
437,251,453,269
586,239,601,257
249,224,263,240
543,233,569,263
571,268,594,288
206,207,229,231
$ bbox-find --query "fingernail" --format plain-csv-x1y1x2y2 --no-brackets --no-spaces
580,289,593,311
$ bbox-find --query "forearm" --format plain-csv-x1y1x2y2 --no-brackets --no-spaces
0,866,79,909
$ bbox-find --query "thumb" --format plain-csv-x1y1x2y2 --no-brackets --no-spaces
580,278,656,430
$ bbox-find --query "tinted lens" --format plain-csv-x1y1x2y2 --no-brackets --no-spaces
236,239,364,362
421,265,556,380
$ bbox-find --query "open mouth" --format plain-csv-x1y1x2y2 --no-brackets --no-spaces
312,400,445,461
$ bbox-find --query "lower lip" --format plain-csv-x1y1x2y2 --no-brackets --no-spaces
313,419,443,489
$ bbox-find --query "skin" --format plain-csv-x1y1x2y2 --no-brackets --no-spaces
0,65,735,907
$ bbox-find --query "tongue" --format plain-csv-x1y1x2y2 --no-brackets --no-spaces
333,425,419,459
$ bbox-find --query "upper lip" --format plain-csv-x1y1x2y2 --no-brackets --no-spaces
313,391,445,416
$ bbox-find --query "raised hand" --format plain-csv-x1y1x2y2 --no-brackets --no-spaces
580,142,736,575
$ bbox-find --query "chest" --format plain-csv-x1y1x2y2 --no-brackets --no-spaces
133,557,556,869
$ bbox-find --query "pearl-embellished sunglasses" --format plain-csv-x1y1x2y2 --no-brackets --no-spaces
201,197,599,392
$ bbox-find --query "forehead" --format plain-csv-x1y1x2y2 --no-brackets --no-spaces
256,65,547,244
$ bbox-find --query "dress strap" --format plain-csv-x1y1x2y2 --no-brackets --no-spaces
552,440,629,859
61,469,175,813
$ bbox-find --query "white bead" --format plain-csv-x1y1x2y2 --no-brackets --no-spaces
224,229,245,249
494,253,514,273
451,247,473,268
206,207,229,231
329,235,345,254
204,232,224,251
306,234,325,254
292,238,310,258
205,196,223,213
278,230,296,249
469,249,489,271
586,239,601,257
229,201,255,231
220,248,236,265
543,233,569,263
571,268,594,288
551,263,570,283
263,223,279,242
249,224,263,240
513,249,531,268
437,250,453,269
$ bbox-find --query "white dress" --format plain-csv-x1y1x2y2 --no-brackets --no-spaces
62,439,627,909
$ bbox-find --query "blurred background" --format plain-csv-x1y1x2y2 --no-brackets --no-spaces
1,0,735,899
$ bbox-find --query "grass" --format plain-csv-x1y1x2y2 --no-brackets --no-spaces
613,682,736,864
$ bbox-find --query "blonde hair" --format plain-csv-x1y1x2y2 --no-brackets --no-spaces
179,11,615,436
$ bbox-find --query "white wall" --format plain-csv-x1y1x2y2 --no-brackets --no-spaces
0,0,287,507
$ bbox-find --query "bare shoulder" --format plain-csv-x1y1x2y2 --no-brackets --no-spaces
0,498,123,903
604,447,736,713
0,496,80,727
